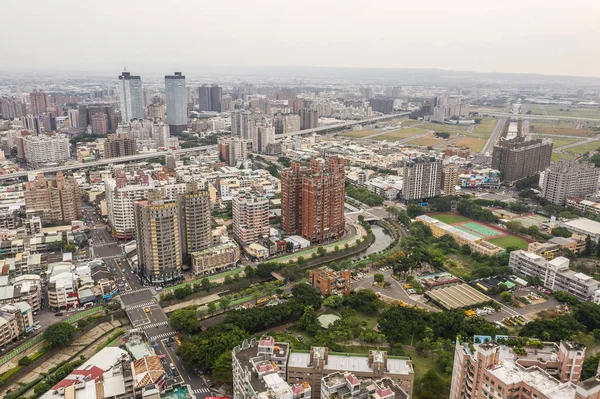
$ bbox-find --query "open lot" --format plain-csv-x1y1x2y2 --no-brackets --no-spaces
430,214,470,224
530,104,600,119
473,118,498,134
371,127,428,141
452,136,487,152
408,134,445,147
487,235,528,250
534,135,586,148
341,129,379,138
552,152,577,161
531,122,596,137
566,141,600,154
420,122,469,134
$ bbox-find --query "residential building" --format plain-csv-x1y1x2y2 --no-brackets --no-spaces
567,197,600,216
47,262,78,310
147,103,166,121
198,84,222,113
218,136,251,166
22,134,71,166
134,191,182,284
321,372,408,399
309,267,351,296
288,347,414,399
273,114,301,134
164,72,187,133
442,164,459,195
178,182,212,261
527,234,586,260
190,241,240,275
231,109,255,139
232,193,270,245
449,338,589,399
22,114,42,134
104,133,137,158
91,112,109,134
401,156,442,201
233,336,312,399
369,97,394,114
540,160,600,205
560,218,600,243
0,97,26,120
0,275,42,312
300,108,319,130
30,90,49,116
445,145,471,159
509,250,600,301
252,119,275,153
105,170,153,239
210,85,223,112
24,172,83,224
492,137,553,183
281,158,346,243
118,71,144,121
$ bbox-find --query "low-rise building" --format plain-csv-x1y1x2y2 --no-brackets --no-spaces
560,218,600,243
190,241,240,276
321,372,408,399
527,234,586,260
309,267,351,296
47,262,78,310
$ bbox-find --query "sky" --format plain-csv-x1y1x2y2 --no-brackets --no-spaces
3,0,600,77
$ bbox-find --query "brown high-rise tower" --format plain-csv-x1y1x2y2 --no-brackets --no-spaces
24,172,83,224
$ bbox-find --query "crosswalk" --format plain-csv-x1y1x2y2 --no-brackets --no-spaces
125,301,155,310
141,321,168,330
122,287,151,295
148,330,177,341
193,388,211,394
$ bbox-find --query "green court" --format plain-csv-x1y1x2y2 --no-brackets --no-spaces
454,226,485,239
460,222,502,237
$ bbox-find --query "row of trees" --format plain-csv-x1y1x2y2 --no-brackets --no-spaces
346,184,385,206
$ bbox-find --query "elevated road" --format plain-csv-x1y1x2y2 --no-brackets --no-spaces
483,112,600,123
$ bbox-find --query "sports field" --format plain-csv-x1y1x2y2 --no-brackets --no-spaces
487,235,528,250
455,225,484,239
459,221,503,237
430,214,469,224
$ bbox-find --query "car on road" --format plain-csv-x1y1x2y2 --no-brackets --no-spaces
144,307,150,313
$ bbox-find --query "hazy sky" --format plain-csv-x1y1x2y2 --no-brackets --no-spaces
3,0,599,77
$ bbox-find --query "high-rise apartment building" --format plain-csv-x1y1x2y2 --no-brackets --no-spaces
178,182,212,262
369,97,394,114
67,109,79,128
0,97,26,120
103,133,137,159
232,193,270,245
198,85,222,112
24,172,82,224
281,158,346,243
401,156,442,201
492,137,553,183
300,108,319,130
449,338,595,399
91,112,108,134
210,85,222,112
118,71,144,121
22,114,41,134
251,120,275,153
540,160,600,205
147,103,166,121
29,90,48,116
218,136,251,167
105,170,153,239
231,109,255,139
442,164,459,195
164,72,187,133
134,191,182,284
22,134,71,167
273,114,301,134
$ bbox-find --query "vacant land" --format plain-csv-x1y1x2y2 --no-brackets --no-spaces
567,141,600,154
530,104,600,119
487,235,528,250
430,214,470,224
341,129,379,138
452,137,487,152
420,122,469,134
531,123,596,137
408,134,445,147
372,128,428,141
535,135,585,148
473,118,498,134
551,152,577,161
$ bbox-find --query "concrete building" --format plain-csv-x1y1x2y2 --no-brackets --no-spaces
104,133,137,158
281,158,346,243
218,136,251,166
233,336,312,399
0,97,26,120
300,108,319,130
445,145,471,159
231,109,255,139
22,134,71,166
232,193,270,245
369,97,394,114
288,347,414,399
164,72,187,133
540,160,600,205
198,84,222,113
91,112,109,135
178,183,212,262
134,192,182,284
492,137,553,183
567,197,600,216
401,156,442,201
309,267,351,296
321,372,408,399
30,90,49,116
528,234,586,260
560,218,600,243
146,103,166,121
274,114,301,134
105,170,153,239
190,241,240,275
252,119,275,153
450,338,590,399
442,163,459,195
24,172,82,224
47,262,78,310
509,250,600,301
118,71,144,121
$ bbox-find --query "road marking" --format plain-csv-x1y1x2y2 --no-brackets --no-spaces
161,341,184,381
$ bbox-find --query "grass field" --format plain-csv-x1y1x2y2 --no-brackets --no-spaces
473,118,497,134
530,104,600,119
420,122,469,134
407,134,445,147
552,152,577,161
534,135,585,148
531,123,595,137
452,137,487,152
486,235,528,250
372,128,428,141
430,214,470,224
567,141,600,154
341,130,379,138
461,222,502,236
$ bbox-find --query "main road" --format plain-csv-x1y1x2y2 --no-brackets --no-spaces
482,112,600,123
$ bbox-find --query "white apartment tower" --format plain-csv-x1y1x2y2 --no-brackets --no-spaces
118,71,144,121
540,160,600,205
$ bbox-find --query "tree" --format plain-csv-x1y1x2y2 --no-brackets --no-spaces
220,295,232,311
286,241,294,252
18,356,32,367
406,204,425,218
500,291,512,303
551,227,572,238
291,283,323,309
212,351,233,382
344,289,382,313
323,295,345,308
317,246,327,257
34,382,51,395
585,235,594,256
43,322,77,349
297,306,321,334
374,274,385,284
201,278,211,292
207,302,217,315
224,275,233,285
170,309,202,334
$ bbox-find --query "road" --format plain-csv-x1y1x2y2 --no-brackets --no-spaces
483,112,600,123
482,118,506,154
554,136,600,152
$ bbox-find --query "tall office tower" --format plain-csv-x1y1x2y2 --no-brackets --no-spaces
232,193,270,245
24,172,82,224
449,338,591,399
281,157,346,243
198,85,211,111
147,103,166,121
164,72,187,133
492,137,553,183
118,71,144,121
91,112,108,134
29,90,48,116
210,85,222,112
401,156,443,201
369,98,395,114
22,114,41,134
442,164,459,195
218,136,251,166
22,134,71,167
103,133,137,158
0,97,26,120
231,109,255,139
540,160,600,205
67,109,80,128
251,119,275,153
105,170,152,239
178,182,212,262
299,108,319,130
134,191,182,284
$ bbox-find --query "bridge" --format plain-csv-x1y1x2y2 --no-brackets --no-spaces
482,112,600,123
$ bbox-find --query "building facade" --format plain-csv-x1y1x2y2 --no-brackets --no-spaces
492,137,553,183
300,108,319,130
442,164,459,195
164,72,187,133
118,71,144,121
178,183,212,261
232,193,270,245
401,157,442,201
540,160,600,205
218,136,251,166
321,372,408,399
30,90,49,116
24,172,82,224
190,241,240,276
105,171,153,239
91,112,108,135
309,267,351,296
22,134,71,166
104,133,137,158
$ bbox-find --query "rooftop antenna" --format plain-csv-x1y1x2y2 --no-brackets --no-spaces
124,62,127,72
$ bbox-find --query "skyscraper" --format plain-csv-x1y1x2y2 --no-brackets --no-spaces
540,160,600,205
401,157,442,201
0,97,26,120
210,85,222,112
103,133,137,158
178,182,212,262
492,137,553,183
281,157,346,243
369,97,395,114
118,71,144,122
134,191,182,284
251,119,275,153
164,72,188,133
232,193,270,245
91,112,108,134
198,84,223,112
218,136,251,166
198,85,211,112
29,90,48,116
300,108,319,130
231,109,255,139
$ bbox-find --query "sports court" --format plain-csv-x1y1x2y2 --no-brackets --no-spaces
513,214,548,228
456,221,504,238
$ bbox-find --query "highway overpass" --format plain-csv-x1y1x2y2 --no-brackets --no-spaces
483,112,600,123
